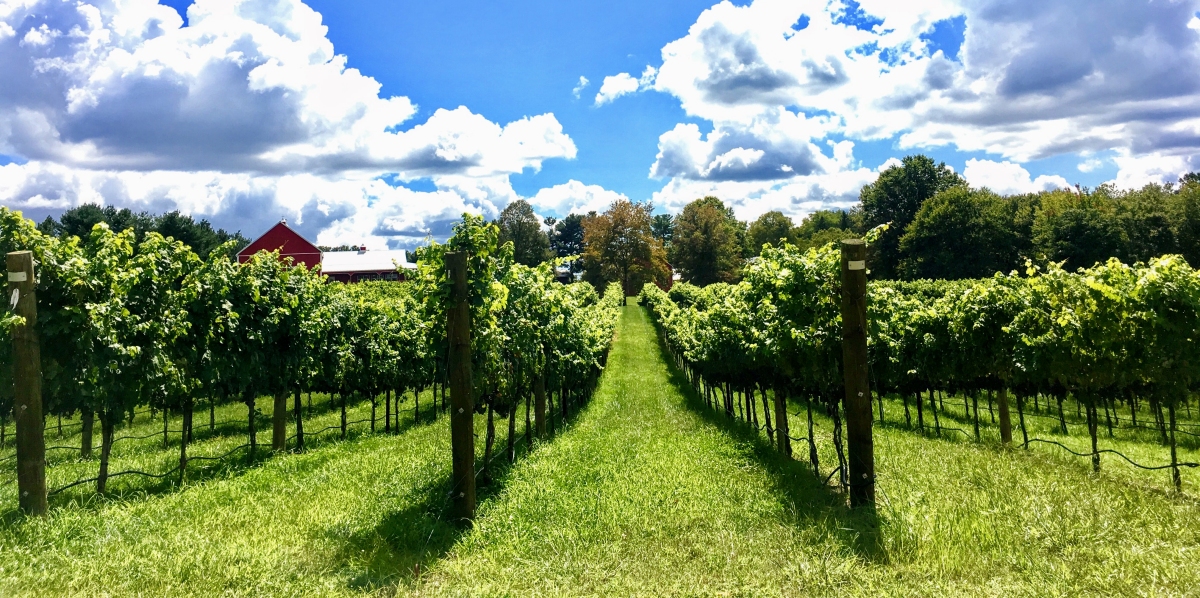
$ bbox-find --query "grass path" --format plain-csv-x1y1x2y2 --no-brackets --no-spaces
416,304,881,595
416,304,1200,596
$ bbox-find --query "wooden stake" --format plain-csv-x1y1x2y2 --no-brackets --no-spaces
839,240,875,508
446,252,476,521
534,373,546,438
273,392,287,451
1169,402,1181,492
998,386,1013,446
81,410,94,458
294,389,304,451
8,251,46,515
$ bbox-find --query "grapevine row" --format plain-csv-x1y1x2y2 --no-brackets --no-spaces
1,208,620,499
641,232,1200,491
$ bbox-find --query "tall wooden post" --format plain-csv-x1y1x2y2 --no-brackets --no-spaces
997,386,1013,446
272,392,287,451
773,386,791,456
8,251,47,515
839,240,875,508
446,252,476,521
294,389,304,451
534,372,547,438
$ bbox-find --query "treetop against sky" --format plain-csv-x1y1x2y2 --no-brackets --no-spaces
2,0,1199,250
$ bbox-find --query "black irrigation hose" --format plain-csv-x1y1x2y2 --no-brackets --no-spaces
1022,438,1200,471
1121,422,1200,439
111,430,186,445
47,442,263,496
48,466,183,496
822,465,842,486
936,426,971,437
304,418,372,438
185,443,255,463
44,445,92,453
920,405,1200,441
26,399,556,500
6,420,274,461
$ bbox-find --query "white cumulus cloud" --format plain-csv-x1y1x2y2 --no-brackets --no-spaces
0,0,585,247
1109,151,1200,189
527,180,629,216
595,73,641,106
962,159,1070,195
572,76,590,99
620,0,1200,220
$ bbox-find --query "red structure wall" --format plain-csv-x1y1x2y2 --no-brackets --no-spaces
236,221,322,269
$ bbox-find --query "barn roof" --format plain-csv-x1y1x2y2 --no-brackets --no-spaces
321,249,416,274
237,220,322,267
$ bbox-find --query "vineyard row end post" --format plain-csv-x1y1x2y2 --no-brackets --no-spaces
446,252,476,521
8,251,47,516
840,240,875,508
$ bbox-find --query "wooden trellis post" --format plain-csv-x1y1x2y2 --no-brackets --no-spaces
840,240,875,508
534,373,547,438
446,252,476,521
8,251,47,516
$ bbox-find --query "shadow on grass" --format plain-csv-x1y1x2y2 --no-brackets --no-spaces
331,400,591,593
0,397,453,524
873,390,1200,460
652,330,889,563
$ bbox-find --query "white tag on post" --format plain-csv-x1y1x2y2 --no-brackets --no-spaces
9,289,17,309
848,260,866,271
8,271,26,282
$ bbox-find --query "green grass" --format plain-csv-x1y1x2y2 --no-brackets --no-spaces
2,304,1199,596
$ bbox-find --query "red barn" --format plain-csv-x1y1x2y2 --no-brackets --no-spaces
237,219,417,282
237,220,322,268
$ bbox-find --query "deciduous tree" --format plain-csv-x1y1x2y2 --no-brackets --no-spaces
497,200,550,266
747,211,796,255
669,197,743,285
861,155,965,278
582,200,667,303
899,187,1025,279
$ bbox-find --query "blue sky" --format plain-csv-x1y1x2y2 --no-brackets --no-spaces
2,0,1198,248
254,0,723,203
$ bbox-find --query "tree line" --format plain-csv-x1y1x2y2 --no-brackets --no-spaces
504,155,1200,289
35,203,251,260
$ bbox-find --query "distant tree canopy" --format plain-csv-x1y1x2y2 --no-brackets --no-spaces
747,210,796,255
898,187,1026,280
861,155,967,279
39,204,248,259
582,199,669,303
791,208,863,251
651,213,675,249
548,213,585,259
669,197,744,285
1031,189,1130,271
496,199,550,266
890,178,1200,280
40,159,1200,292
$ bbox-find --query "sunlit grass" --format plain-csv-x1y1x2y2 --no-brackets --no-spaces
0,387,515,596
419,305,1200,596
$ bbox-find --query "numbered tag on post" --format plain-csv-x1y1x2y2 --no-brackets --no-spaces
8,271,26,282
848,260,866,271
